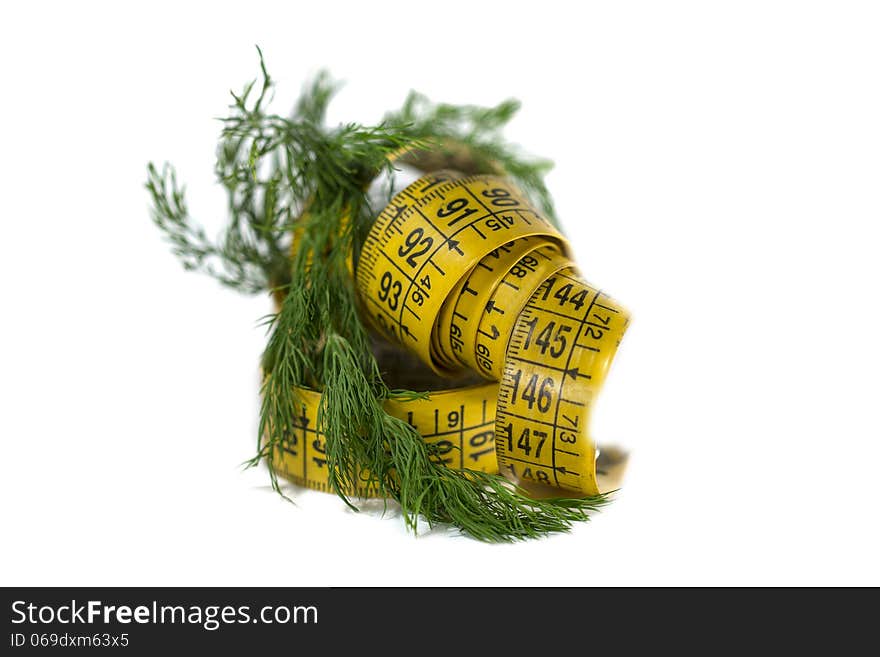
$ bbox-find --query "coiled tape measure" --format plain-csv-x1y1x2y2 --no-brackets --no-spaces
271,169,630,497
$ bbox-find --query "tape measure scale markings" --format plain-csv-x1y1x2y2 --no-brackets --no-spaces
356,172,568,373
354,170,630,497
270,383,499,497
496,269,629,495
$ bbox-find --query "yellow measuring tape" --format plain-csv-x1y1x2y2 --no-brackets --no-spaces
270,383,498,497
271,169,630,497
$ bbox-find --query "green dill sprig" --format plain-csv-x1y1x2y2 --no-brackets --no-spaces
147,49,608,541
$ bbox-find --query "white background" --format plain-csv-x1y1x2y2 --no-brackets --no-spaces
2,1,878,586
